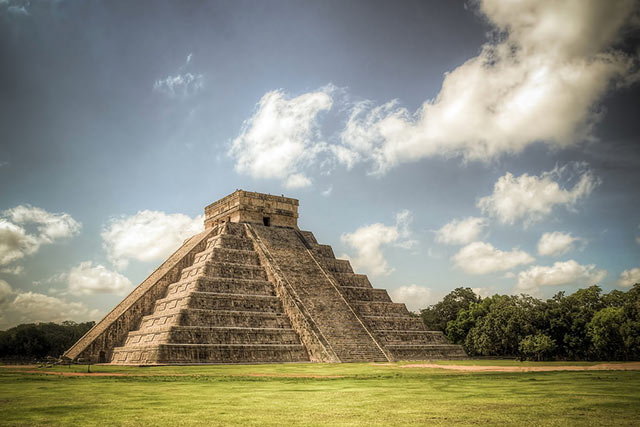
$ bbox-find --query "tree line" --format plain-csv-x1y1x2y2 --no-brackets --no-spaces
2,284,639,362
421,284,640,361
0,321,94,362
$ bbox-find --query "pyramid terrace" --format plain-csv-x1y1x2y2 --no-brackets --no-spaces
65,190,465,364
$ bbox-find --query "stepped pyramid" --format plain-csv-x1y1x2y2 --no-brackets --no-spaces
65,190,465,364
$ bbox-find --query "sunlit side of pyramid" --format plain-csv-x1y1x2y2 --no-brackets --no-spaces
65,190,466,364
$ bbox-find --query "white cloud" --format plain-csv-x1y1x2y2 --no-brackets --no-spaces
154,54,204,98
0,265,24,275
337,0,637,173
285,173,312,189
0,280,100,329
102,210,203,269
617,268,640,288
537,231,581,256
340,210,415,276
154,73,204,98
471,286,497,299
67,261,132,296
4,205,82,243
452,241,534,275
435,217,487,245
478,163,599,225
0,220,40,265
322,186,333,197
0,0,29,16
229,87,333,188
516,260,607,291
389,284,433,312
0,206,81,266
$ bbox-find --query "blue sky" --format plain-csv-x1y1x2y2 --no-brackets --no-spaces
1,0,639,328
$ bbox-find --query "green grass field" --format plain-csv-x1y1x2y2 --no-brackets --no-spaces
1,361,639,426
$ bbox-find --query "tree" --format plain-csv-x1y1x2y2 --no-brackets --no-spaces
519,334,556,361
0,321,95,361
587,307,626,360
545,285,604,360
455,294,545,357
420,287,481,332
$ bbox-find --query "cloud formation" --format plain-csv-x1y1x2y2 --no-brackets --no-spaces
389,284,433,312
340,210,415,276
229,87,333,188
452,241,534,275
435,217,487,245
537,231,581,256
478,163,599,226
0,205,81,266
4,205,82,243
102,210,203,270
516,260,607,291
0,280,100,329
336,0,638,173
617,268,640,288
0,0,29,17
67,261,132,296
154,53,204,98
232,1,638,185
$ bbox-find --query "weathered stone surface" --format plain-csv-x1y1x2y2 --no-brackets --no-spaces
63,228,215,363
66,190,465,364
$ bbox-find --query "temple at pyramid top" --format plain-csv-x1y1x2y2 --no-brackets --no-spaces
65,190,465,365
204,190,299,229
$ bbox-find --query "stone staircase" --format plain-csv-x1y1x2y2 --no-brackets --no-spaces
246,224,389,363
110,223,309,364
301,231,467,361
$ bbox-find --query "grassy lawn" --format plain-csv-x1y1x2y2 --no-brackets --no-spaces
1,362,639,426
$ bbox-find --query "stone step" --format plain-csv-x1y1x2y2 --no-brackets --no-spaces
222,222,250,236
374,330,452,345
180,262,267,281
312,244,334,258
206,234,254,251
176,309,293,329
331,273,372,288
139,305,293,328
385,344,467,360
124,326,302,346
111,343,309,364
166,278,275,297
153,292,284,314
298,230,317,244
363,315,426,331
354,301,410,316
322,259,353,273
192,248,260,267
341,287,391,302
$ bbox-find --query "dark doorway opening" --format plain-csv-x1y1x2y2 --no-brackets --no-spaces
263,217,270,226
99,351,106,363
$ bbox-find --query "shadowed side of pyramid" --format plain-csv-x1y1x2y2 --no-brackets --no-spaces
65,190,466,364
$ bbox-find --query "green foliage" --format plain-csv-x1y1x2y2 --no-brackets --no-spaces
435,283,640,361
420,287,480,331
519,333,556,361
0,321,94,361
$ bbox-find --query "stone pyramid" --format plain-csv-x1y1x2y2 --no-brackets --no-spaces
65,190,465,364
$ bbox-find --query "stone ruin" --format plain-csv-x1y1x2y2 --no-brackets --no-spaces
65,190,465,364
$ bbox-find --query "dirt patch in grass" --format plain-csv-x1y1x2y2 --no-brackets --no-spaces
400,362,640,372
